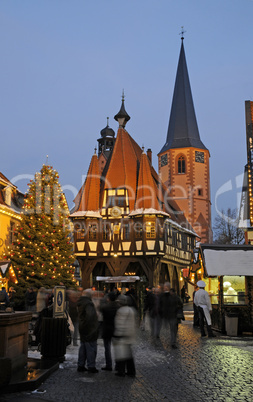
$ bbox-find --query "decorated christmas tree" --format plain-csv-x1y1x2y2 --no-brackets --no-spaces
4,164,75,296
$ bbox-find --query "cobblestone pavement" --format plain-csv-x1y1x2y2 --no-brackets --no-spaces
2,316,253,402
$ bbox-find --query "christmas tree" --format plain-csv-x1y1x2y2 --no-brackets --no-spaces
4,164,75,297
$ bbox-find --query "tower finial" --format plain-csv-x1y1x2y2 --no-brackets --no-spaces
107,116,109,126
179,26,186,40
114,91,130,128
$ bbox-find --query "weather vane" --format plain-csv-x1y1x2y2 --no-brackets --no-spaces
179,26,186,40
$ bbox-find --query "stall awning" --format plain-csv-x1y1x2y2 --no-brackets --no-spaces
96,276,140,283
0,260,17,282
200,245,253,276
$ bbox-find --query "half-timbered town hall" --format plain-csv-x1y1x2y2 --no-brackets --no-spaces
70,38,213,290
71,101,196,290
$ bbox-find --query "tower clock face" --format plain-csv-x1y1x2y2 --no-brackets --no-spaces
161,154,168,167
195,151,204,163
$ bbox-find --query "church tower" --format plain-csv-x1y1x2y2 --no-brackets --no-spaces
158,37,212,243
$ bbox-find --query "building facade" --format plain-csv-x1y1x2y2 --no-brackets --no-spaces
239,100,253,244
0,173,24,258
0,173,23,288
71,97,197,290
158,38,212,243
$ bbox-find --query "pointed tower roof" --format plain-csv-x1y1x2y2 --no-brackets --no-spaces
114,91,130,128
73,150,100,213
159,38,206,154
135,150,160,210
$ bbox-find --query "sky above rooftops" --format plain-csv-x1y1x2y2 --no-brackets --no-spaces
0,0,252,223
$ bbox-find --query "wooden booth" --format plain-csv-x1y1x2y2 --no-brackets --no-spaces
190,244,253,335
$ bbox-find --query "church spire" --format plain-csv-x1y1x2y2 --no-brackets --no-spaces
159,38,206,153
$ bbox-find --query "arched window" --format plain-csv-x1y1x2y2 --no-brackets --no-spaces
178,156,186,174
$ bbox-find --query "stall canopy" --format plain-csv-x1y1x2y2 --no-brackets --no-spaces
200,245,253,276
0,260,17,284
96,276,140,283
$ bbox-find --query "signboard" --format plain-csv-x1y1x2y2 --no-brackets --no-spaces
53,286,66,318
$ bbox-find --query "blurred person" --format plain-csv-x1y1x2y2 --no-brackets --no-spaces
223,281,238,304
147,287,162,339
91,289,104,338
159,282,183,349
8,287,16,306
0,286,10,309
194,280,216,338
36,287,48,312
100,291,119,371
113,295,137,377
67,288,82,346
143,286,153,330
181,285,190,303
193,285,200,327
77,289,99,373
25,287,37,311
125,285,138,310
46,289,54,307
180,285,186,302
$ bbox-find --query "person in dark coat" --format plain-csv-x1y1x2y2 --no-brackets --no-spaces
159,282,183,349
67,288,82,346
77,289,99,373
25,287,37,311
0,287,10,310
100,292,119,371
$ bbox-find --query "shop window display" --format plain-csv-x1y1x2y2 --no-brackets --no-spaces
202,276,246,305
203,278,219,304
223,276,246,305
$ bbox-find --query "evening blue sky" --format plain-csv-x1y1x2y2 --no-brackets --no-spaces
1,0,253,222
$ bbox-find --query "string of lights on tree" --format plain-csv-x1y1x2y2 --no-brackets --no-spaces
3,164,75,289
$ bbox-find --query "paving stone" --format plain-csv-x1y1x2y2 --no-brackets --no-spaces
1,318,253,401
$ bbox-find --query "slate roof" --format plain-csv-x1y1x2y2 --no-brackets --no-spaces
159,39,207,154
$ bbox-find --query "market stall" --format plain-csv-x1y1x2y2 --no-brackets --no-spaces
189,244,253,335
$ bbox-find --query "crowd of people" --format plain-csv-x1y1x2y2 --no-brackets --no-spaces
76,286,137,377
74,281,206,377
1,279,215,377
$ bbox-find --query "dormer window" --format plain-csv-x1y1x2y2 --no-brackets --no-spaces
5,187,12,206
107,194,125,208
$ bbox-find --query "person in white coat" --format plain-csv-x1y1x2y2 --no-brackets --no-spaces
194,280,216,338
113,295,136,377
